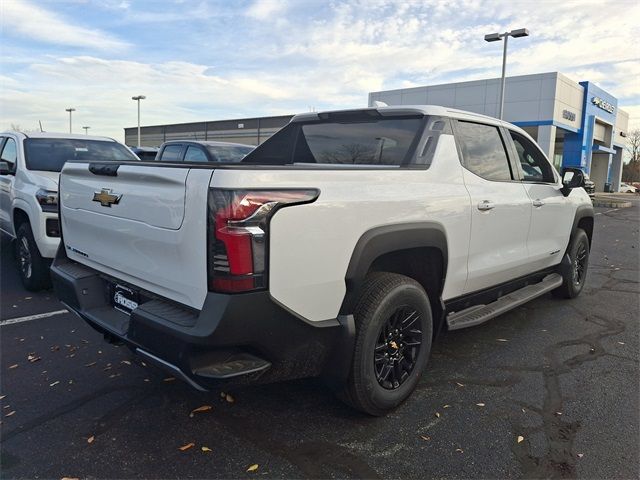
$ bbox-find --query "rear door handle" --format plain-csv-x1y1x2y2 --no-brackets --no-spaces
533,199,545,207
477,200,495,211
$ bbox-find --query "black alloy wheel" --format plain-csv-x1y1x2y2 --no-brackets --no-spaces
374,306,423,390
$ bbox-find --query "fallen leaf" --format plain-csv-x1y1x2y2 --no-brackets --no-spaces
521,408,526,413
144,378,150,382
84,362,97,367
220,391,226,398
51,345,60,351
455,382,465,387
3,405,9,409
225,393,235,403
25,296,32,300
141,362,147,367
555,412,562,416
61,477,80,480
164,377,176,382
577,453,584,458
617,341,625,345
455,448,464,453
0,395,5,400
247,464,259,472
28,354,41,363
420,435,431,441
496,338,508,342
87,436,95,444
50,381,60,387
121,360,131,365
435,412,441,418
201,446,212,452
5,411,16,417
179,442,195,451
189,405,213,417
517,436,524,444
8,364,18,369
443,404,451,408
476,403,485,407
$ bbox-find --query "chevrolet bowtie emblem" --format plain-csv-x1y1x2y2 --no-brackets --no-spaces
92,188,122,207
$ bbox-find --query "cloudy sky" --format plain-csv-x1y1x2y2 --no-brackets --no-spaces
1,0,639,140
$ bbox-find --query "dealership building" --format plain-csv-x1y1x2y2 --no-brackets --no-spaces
369,72,630,192
126,71,629,192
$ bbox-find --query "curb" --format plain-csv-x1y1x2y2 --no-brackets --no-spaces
592,199,632,208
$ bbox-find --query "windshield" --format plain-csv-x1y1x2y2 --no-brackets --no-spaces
241,116,426,166
24,138,139,172
206,145,254,162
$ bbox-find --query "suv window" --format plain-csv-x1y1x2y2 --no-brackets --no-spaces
184,146,208,163
242,116,424,166
159,144,183,162
456,121,512,181
509,131,555,183
1,138,17,168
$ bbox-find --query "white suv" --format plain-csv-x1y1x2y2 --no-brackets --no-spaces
0,132,138,290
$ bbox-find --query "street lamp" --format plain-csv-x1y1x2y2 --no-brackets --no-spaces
484,28,529,120
132,95,146,147
82,126,90,135
65,108,76,133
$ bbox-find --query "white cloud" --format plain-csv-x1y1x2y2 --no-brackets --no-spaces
1,0,128,50
245,0,287,20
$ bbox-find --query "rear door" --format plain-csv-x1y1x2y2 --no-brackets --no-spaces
453,120,532,293
506,129,573,270
60,162,213,308
0,136,17,234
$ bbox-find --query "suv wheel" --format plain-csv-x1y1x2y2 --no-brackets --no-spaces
340,272,433,416
15,222,51,291
553,228,589,299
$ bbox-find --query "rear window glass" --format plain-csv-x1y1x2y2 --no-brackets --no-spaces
206,145,254,162
24,138,138,172
242,116,424,166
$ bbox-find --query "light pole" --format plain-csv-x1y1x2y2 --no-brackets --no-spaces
132,95,146,147
65,108,76,133
82,126,90,135
484,28,529,120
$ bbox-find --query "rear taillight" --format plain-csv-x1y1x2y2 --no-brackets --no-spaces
207,189,319,293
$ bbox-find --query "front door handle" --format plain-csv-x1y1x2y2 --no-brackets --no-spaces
533,199,545,207
477,200,495,211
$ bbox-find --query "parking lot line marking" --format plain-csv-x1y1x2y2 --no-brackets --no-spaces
0,309,69,327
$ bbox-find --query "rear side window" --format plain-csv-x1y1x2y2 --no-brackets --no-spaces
159,145,183,162
242,116,425,166
456,121,512,181
509,131,555,183
184,146,208,163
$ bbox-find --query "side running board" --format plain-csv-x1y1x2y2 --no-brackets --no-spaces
446,273,563,331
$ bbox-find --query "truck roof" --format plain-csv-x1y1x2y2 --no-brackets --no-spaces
291,105,519,130
0,131,118,142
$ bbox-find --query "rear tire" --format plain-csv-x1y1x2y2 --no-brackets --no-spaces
15,222,51,291
340,272,433,416
553,228,589,299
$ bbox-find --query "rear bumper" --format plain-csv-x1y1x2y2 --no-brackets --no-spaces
51,251,354,390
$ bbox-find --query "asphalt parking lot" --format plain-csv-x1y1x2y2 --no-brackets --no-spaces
1,198,639,480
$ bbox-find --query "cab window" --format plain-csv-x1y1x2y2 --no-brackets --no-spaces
1,138,17,170
455,121,513,181
184,146,208,163
159,144,183,162
509,131,555,183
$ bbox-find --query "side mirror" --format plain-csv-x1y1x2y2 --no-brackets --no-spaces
561,168,584,196
0,161,11,175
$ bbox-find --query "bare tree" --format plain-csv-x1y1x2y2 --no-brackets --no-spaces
622,129,640,183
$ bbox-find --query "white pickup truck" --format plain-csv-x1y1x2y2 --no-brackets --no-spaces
0,132,139,290
51,106,593,415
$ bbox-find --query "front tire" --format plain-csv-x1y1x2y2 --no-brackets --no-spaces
15,222,51,291
340,272,433,416
553,228,589,299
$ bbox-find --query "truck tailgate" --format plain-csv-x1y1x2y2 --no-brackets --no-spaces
59,163,213,309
